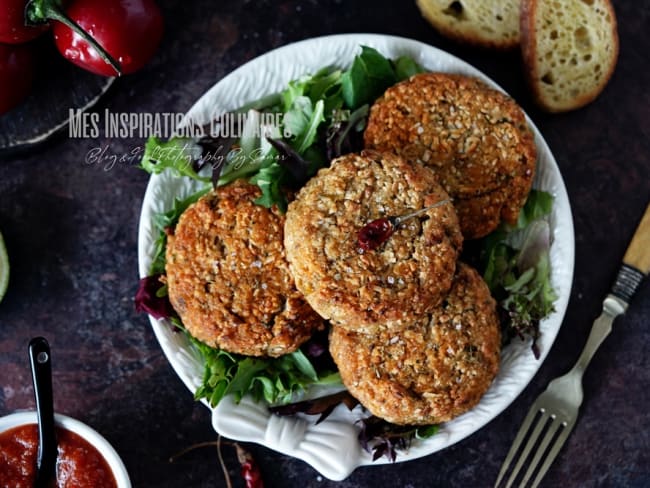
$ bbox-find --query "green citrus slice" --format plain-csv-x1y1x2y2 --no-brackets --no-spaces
0,230,9,303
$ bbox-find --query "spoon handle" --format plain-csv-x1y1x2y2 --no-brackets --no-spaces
29,337,58,488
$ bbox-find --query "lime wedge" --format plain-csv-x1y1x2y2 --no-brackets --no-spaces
0,230,9,303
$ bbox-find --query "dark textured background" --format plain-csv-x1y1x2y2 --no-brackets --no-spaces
1,1,649,487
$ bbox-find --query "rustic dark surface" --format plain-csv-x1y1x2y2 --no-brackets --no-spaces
1,1,649,487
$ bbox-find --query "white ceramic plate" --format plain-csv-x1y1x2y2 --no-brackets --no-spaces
137,34,575,481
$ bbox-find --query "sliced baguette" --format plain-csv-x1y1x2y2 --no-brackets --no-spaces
520,0,619,112
416,0,521,49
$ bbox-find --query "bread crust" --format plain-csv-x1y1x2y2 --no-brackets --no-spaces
417,0,521,50
284,151,463,332
165,181,324,357
520,0,619,112
329,263,501,425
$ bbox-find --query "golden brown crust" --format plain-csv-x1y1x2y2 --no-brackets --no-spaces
364,72,537,239
165,181,324,357
329,263,500,425
416,0,521,50
520,0,619,112
519,0,538,101
284,151,463,332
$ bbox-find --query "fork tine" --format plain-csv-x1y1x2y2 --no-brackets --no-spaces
503,408,550,488
529,420,576,488
494,404,546,488
520,415,563,486
494,405,541,487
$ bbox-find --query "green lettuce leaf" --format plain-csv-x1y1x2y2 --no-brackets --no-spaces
192,338,341,406
140,47,426,213
140,137,210,183
249,160,286,211
393,55,427,80
480,190,557,357
341,46,397,109
148,188,210,275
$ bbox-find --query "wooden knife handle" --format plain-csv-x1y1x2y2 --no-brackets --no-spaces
623,203,650,274
611,202,650,304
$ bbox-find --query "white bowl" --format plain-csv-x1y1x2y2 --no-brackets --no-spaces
0,411,131,488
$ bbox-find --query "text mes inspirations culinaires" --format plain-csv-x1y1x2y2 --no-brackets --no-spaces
68,109,288,139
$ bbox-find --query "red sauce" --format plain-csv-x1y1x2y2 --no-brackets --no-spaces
0,423,117,488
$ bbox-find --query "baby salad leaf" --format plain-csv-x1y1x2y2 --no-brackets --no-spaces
265,137,311,186
283,97,325,153
283,96,314,138
326,104,369,160
269,390,359,424
249,161,286,212
294,99,325,153
502,221,557,355
480,190,557,358
309,69,344,114
140,47,424,212
140,137,211,183
341,46,397,109
140,47,427,213
247,96,325,210
357,416,439,462
192,338,342,406
515,189,554,230
134,274,176,320
281,67,342,114
148,188,209,275
393,55,427,81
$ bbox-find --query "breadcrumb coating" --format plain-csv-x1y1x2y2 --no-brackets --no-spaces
284,151,463,331
330,263,500,425
166,181,324,357
364,72,536,239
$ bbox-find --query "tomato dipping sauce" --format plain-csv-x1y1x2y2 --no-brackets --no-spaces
0,423,117,488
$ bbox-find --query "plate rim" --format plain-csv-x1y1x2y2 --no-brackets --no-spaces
137,33,575,480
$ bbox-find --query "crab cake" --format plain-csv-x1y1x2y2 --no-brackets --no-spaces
284,151,463,332
165,181,324,357
329,263,500,425
364,72,537,239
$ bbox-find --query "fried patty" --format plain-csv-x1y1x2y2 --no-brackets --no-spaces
165,181,324,357
364,72,537,239
284,151,463,331
329,263,501,425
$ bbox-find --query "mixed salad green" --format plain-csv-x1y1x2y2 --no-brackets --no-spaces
138,46,425,212
135,46,556,460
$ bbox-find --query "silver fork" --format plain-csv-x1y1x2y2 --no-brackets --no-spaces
495,203,650,488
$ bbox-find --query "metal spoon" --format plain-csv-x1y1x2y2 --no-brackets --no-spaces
29,337,58,488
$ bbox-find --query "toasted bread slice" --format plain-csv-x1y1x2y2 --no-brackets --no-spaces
521,0,619,112
416,0,521,49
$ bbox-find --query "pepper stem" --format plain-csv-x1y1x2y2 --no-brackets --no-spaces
392,199,450,226
25,0,122,76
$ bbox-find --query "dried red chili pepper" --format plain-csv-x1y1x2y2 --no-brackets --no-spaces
235,444,264,488
357,199,450,251
168,437,264,488
358,217,394,251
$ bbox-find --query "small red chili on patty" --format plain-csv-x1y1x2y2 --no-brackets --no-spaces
357,199,450,251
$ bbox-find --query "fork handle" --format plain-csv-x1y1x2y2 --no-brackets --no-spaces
574,203,650,374
611,203,650,304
